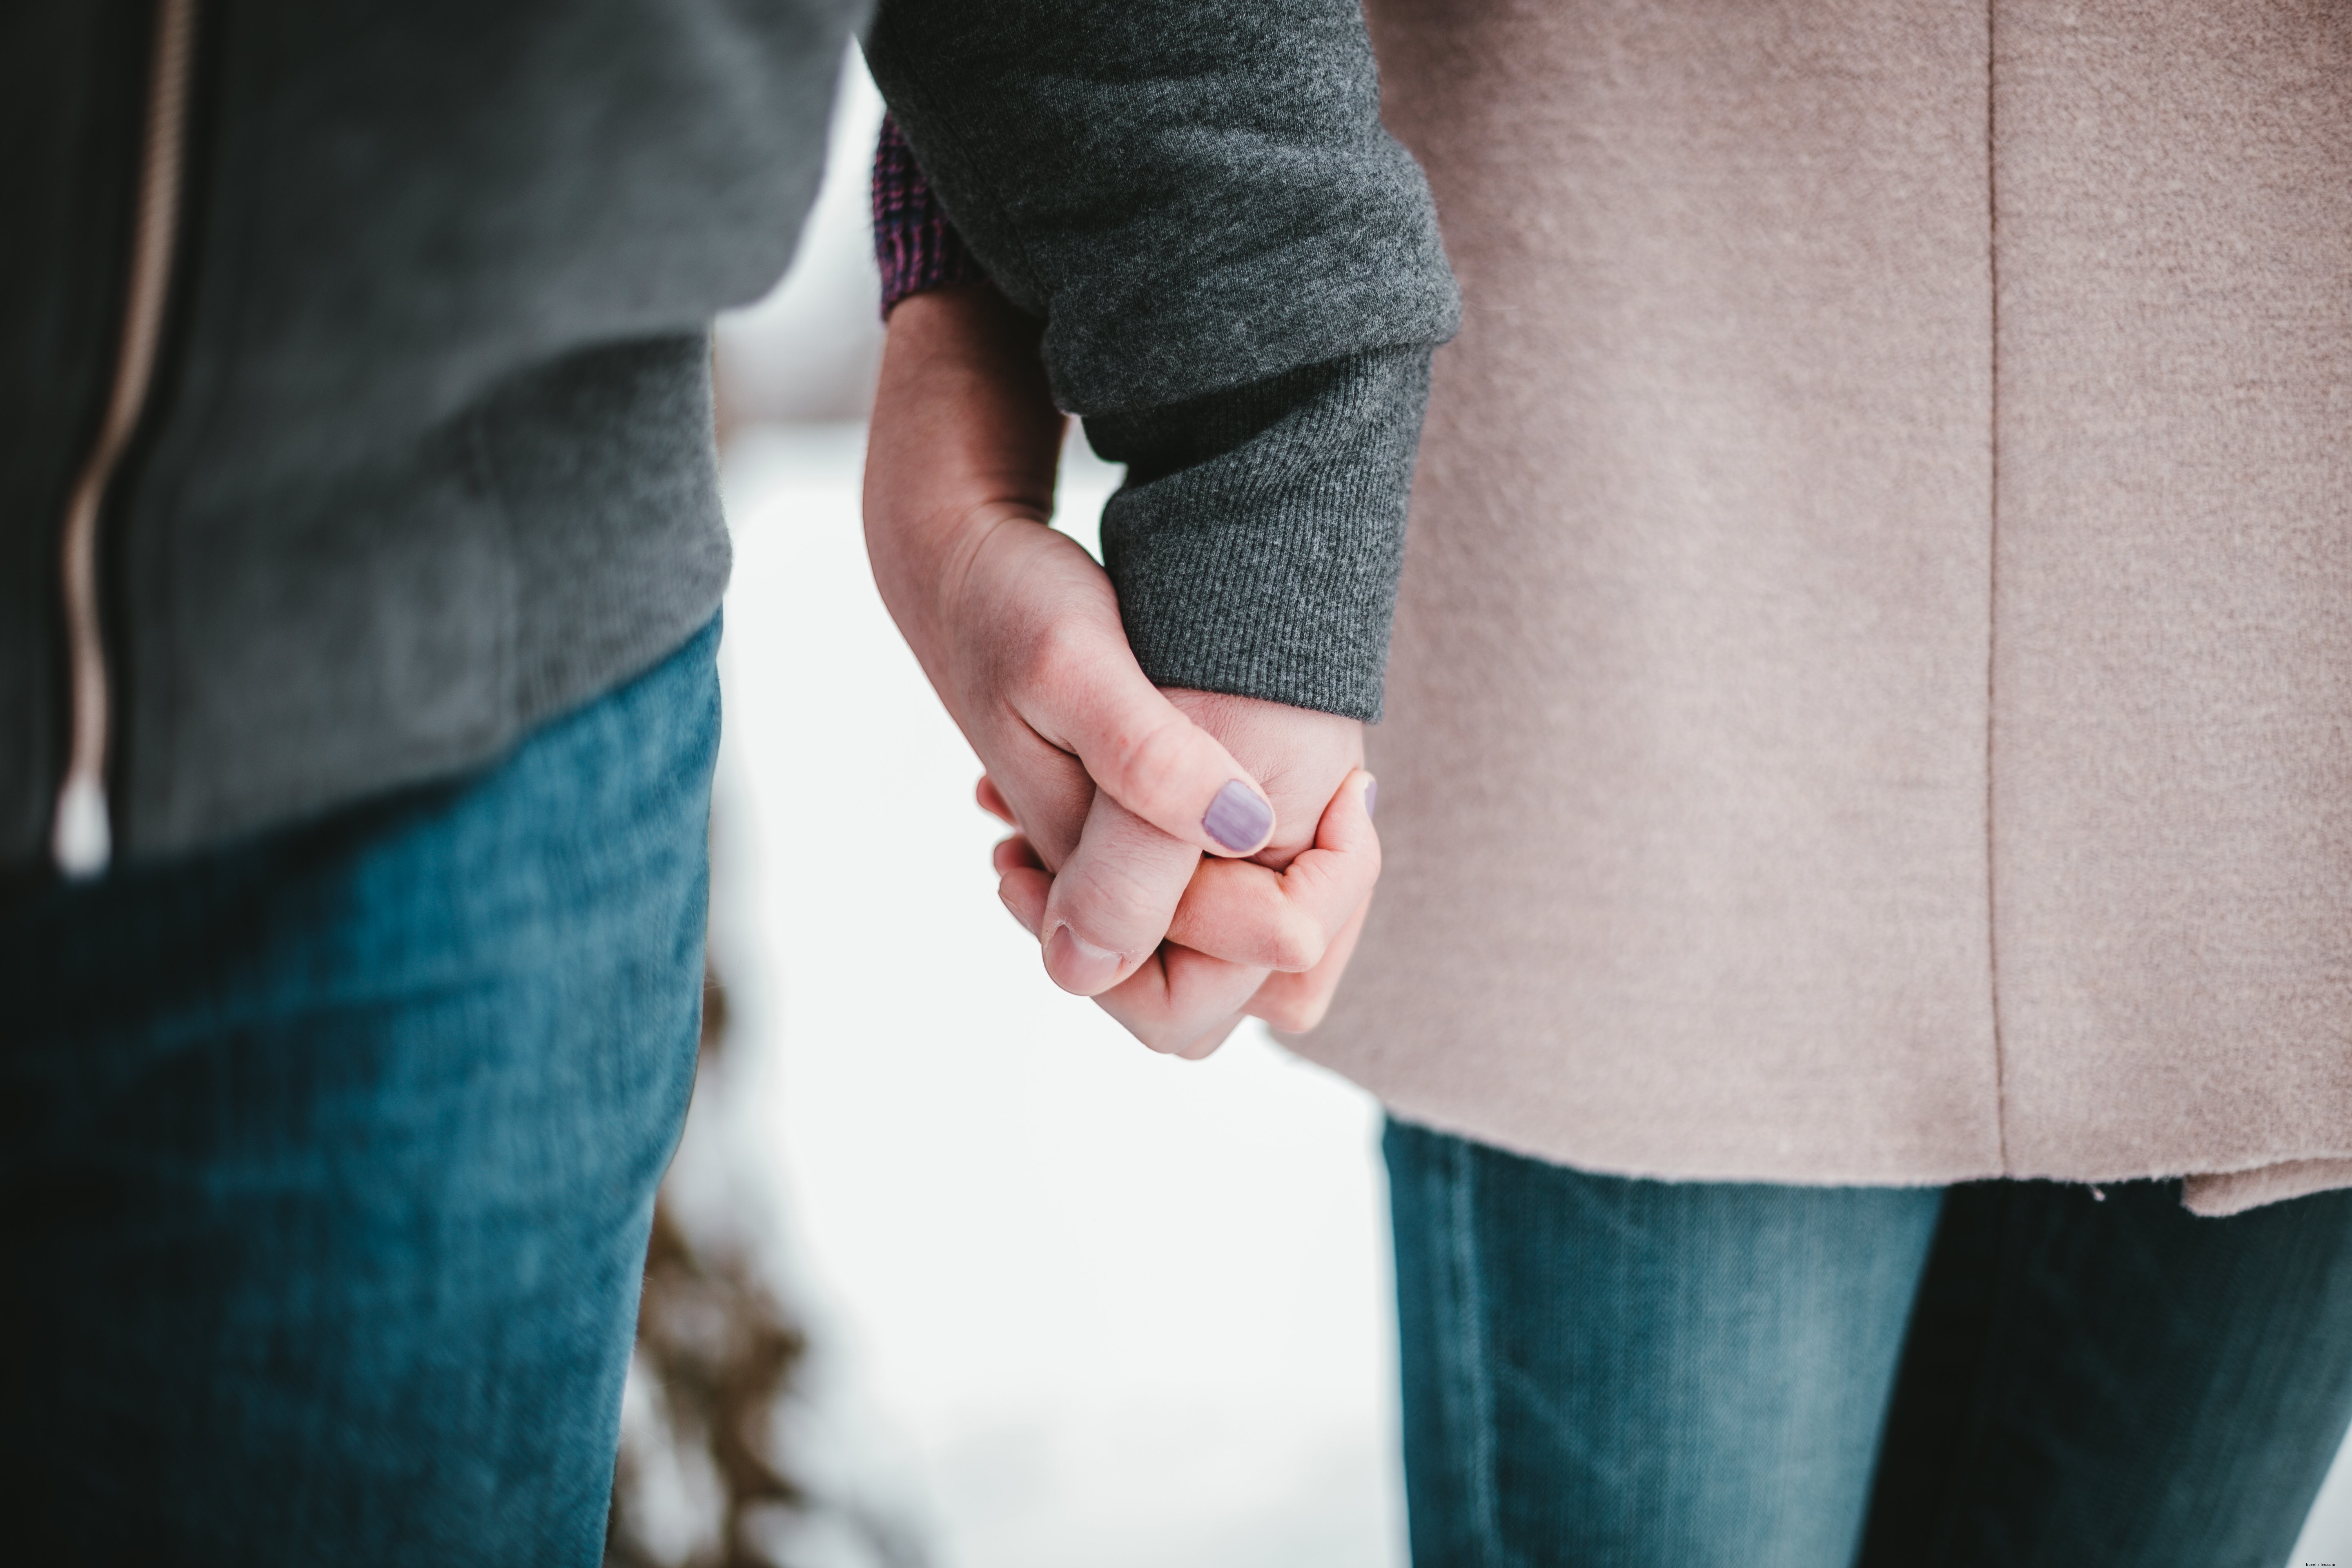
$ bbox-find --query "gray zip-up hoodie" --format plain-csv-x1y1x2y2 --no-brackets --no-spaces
2,0,1456,875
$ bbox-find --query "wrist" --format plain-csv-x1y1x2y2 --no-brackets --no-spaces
864,285,1066,664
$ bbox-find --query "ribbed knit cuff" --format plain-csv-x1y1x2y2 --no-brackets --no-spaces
872,114,983,317
1086,346,1431,722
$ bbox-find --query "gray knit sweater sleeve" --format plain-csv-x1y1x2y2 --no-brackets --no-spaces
864,0,1459,720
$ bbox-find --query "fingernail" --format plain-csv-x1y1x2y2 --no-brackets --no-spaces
1202,779,1273,852
1045,922,1125,995
998,883,1040,937
1364,778,1379,819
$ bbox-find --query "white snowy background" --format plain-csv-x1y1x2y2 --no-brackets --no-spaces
699,54,1403,1568
692,49,2352,1568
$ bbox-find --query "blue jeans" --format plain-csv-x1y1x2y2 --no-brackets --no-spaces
0,618,719,1566
1387,1118,2352,1567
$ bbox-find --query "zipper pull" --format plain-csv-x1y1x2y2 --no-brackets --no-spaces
51,774,112,879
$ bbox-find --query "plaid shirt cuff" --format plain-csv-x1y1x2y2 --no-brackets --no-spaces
872,114,984,318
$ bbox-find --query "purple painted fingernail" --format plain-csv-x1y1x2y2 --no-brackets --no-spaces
1203,779,1273,852
1364,779,1379,819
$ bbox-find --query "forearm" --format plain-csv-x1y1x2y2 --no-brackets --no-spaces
861,284,1063,692
864,0,1458,720
867,125,1437,720
864,0,1457,408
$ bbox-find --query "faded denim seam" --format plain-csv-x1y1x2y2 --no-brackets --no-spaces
1444,1137,1510,1566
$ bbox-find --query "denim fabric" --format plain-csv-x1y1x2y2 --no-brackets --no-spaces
1859,1178,2352,1567
0,617,719,1566
1388,1118,2352,1567
1385,1118,1941,1566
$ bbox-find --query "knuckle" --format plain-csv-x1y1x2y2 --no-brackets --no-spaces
1015,618,1093,698
1092,712,1200,806
1263,993,1332,1035
1267,910,1327,973
1312,833,1379,890
1179,1025,1236,1060
1131,1017,1191,1054
1256,999,1305,1033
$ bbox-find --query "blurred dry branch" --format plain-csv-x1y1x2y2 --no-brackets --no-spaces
605,965,926,1568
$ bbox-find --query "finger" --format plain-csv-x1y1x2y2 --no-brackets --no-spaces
1020,641,1276,859
1166,771,1379,972
1093,940,1269,1056
993,833,1045,876
979,724,1096,871
1036,791,1202,995
976,775,1018,826
998,862,1049,938
1171,1009,1248,1061
1009,850,1259,1055
1248,895,1372,1036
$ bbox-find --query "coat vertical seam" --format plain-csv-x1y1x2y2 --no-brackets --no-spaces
1984,0,2011,1176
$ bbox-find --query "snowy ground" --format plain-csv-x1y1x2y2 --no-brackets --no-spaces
710,425,1405,1568
705,56,1407,1568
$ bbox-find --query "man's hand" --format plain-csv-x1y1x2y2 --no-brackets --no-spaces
864,282,1380,1050
866,285,1271,991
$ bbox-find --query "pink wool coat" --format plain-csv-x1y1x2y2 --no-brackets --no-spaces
1304,0,2352,1215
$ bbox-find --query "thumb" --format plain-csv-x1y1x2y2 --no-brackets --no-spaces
1022,637,1276,859
1036,788,1202,995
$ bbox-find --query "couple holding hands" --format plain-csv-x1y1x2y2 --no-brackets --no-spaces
871,4,2352,1562
870,276,1385,1059
17,0,2352,1561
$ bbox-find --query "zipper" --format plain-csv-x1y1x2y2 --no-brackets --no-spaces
51,0,198,878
